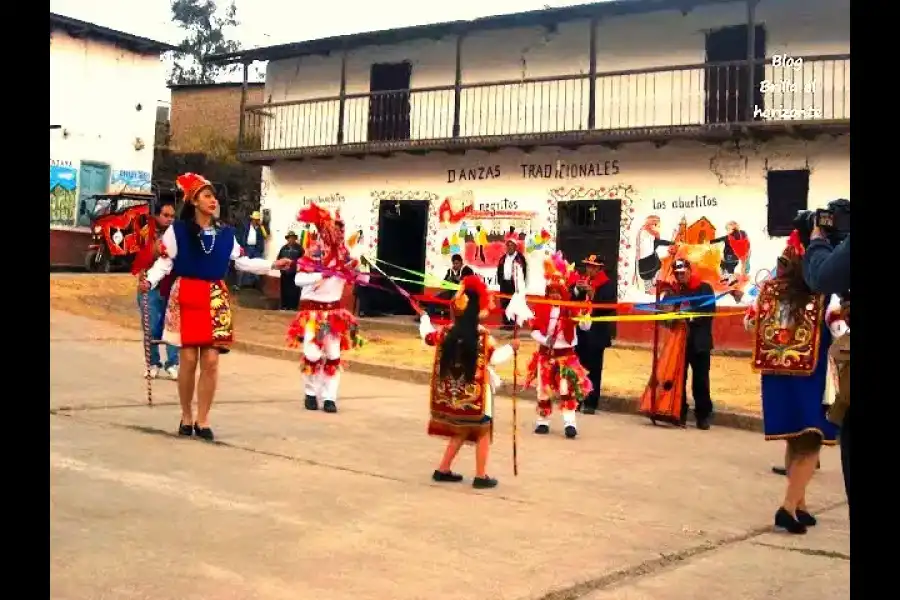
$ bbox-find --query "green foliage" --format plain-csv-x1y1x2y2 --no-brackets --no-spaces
169,0,241,84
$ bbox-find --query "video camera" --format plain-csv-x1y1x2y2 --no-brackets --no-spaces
792,198,850,248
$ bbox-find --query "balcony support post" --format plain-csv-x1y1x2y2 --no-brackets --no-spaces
587,17,598,129
238,61,249,151
452,34,463,138
746,0,758,118
337,50,348,145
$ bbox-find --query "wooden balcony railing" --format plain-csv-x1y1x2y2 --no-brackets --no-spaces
239,54,849,159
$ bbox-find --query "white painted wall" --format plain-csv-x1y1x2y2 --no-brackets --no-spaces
256,0,849,149
259,136,849,304
49,28,166,228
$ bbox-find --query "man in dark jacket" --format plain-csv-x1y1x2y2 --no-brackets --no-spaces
803,230,851,512
496,238,527,328
571,255,617,414
665,259,716,429
276,231,304,310
431,254,475,317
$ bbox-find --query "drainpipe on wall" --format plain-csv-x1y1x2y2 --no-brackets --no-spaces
587,16,598,130
238,61,249,151
745,0,758,120
452,33,464,138
337,49,348,144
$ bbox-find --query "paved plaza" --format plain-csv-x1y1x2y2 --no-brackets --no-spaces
50,310,849,600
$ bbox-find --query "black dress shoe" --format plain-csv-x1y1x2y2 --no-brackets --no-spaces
774,507,807,534
582,406,597,415
534,424,550,435
696,418,711,430
796,509,817,527
178,422,193,436
472,476,498,489
772,466,788,476
322,400,337,413
304,395,319,411
193,424,215,441
564,425,578,439
432,470,464,483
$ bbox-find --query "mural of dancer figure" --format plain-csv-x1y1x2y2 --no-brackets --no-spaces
711,220,751,284
633,215,674,293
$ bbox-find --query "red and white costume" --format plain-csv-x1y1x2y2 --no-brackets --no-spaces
287,204,368,412
505,251,592,438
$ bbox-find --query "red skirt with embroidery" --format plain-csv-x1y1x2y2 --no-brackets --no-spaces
524,347,592,401
286,302,361,351
163,277,233,351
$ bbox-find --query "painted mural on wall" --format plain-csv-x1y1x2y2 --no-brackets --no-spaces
109,170,151,193
434,191,549,288
270,193,363,254
50,160,78,226
627,194,754,301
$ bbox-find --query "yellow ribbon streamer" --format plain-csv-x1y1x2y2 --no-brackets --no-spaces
575,311,740,323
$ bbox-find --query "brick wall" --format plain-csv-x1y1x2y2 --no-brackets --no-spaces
50,229,91,268
168,83,265,152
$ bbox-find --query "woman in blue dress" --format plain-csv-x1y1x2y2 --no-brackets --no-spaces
743,231,846,535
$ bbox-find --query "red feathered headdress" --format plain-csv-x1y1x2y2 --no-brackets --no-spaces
175,173,212,202
543,251,578,299
452,274,494,318
295,203,354,273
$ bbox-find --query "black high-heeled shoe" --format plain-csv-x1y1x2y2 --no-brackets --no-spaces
796,509,817,527
178,422,193,436
774,507,807,534
193,423,215,441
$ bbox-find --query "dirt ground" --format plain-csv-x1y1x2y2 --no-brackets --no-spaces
50,274,762,413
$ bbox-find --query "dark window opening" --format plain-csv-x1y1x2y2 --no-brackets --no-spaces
766,169,810,237
705,24,766,124
368,62,412,142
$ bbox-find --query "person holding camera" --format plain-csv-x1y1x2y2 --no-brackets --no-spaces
800,201,851,514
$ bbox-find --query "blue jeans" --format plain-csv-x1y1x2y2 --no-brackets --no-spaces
240,246,263,286
137,289,180,368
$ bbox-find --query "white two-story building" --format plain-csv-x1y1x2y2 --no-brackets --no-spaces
50,12,176,267
210,0,849,349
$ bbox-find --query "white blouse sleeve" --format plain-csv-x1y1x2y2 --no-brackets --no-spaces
295,272,324,287
490,343,514,366
231,240,273,275
825,294,849,337
145,226,176,288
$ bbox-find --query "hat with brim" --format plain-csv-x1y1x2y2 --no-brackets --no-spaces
673,259,690,272
251,211,262,220
285,231,298,240
582,254,605,267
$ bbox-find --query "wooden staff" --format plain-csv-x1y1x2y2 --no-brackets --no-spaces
512,322,519,477
140,277,153,407
510,260,523,477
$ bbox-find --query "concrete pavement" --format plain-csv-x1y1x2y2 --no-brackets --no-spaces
50,310,849,600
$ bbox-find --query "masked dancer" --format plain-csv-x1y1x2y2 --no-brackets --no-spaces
506,252,591,439
288,204,367,414
742,231,845,534
140,173,293,440
418,275,516,489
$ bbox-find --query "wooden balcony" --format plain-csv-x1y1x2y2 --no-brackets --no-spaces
238,54,849,163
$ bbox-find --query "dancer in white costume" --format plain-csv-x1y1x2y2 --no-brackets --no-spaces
286,204,367,413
